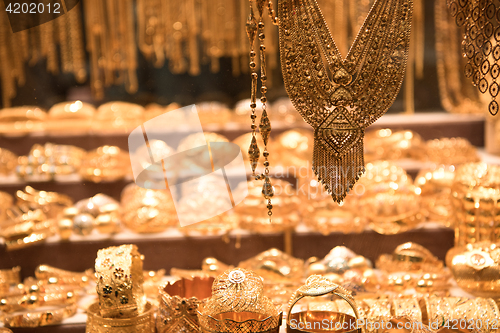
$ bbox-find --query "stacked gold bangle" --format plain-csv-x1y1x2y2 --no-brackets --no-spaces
0,206,54,251
16,143,86,179
0,106,46,136
89,244,154,333
86,302,155,333
79,146,130,182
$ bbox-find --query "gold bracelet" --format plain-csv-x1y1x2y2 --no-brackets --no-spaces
79,146,130,182
95,245,146,318
287,275,360,333
391,298,422,323
35,265,93,287
0,149,17,175
4,232,49,251
86,301,155,333
2,303,77,327
198,268,282,333
0,267,21,285
157,277,214,333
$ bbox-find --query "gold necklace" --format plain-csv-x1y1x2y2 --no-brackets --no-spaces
435,0,482,114
247,0,279,219
278,0,413,203
448,0,500,115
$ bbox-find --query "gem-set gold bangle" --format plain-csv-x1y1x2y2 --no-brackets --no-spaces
95,245,146,319
157,276,214,333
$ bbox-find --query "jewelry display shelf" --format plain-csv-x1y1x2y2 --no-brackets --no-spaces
1,226,454,280
0,227,454,333
0,112,484,332
0,112,485,153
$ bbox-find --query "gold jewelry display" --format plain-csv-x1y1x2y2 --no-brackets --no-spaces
16,143,86,180
1,303,77,328
45,101,96,133
421,297,500,333
415,164,456,227
287,275,360,333
278,0,413,203
0,148,17,174
16,186,73,219
376,242,444,273
361,298,392,333
35,265,92,287
0,3,85,108
446,241,500,297
79,146,131,183
0,106,46,136
83,0,138,99
391,298,422,323
0,205,55,251
198,268,282,333
354,161,422,235
0,267,21,287
451,162,500,246
86,301,155,333
238,248,304,283
448,0,500,115
120,183,177,233
94,102,145,132
94,244,146,319
424,137,479,165
364,129,424,162
234,178,301,233
157,276,214,333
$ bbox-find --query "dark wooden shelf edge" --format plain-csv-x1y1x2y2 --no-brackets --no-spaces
1,228,454,280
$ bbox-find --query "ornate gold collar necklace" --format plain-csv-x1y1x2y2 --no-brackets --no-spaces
278,0,413,203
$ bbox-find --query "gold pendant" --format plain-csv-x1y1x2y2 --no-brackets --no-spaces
278,0,413,203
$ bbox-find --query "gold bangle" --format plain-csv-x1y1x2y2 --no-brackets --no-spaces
79,146,130,182
286,275,360,333
4,232,49,251
0,106,46,136
35,265,93,287
157,277,214,333
86,301,155,333
2,303,77,327
198,268,282,333
0,266,21,285
391,298,422,323
95,245,146,318
120,184,177,233
0,149,17,175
